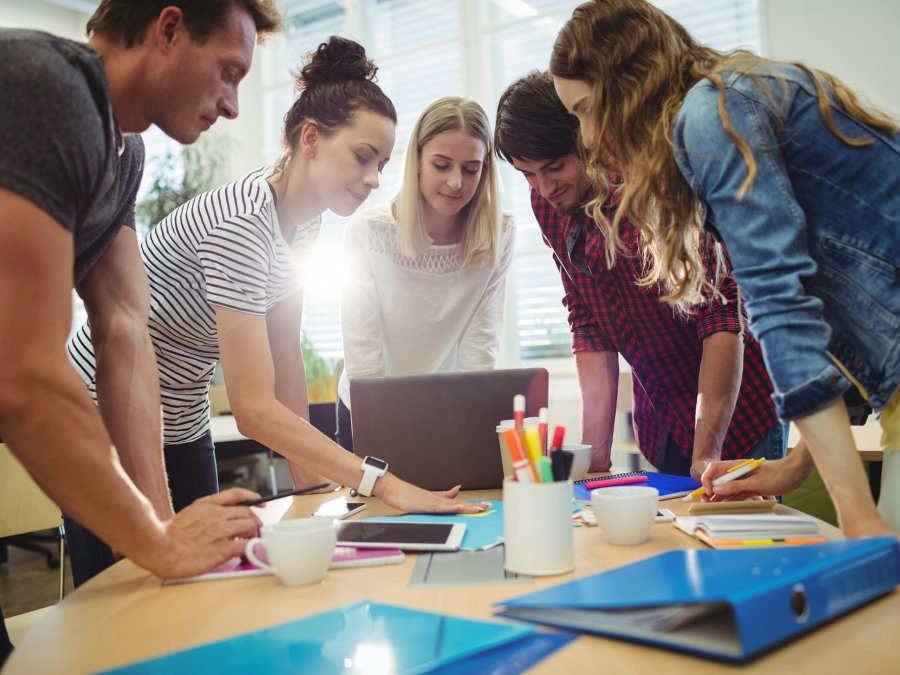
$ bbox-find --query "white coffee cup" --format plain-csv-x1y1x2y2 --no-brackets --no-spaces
244,518,336,586
591,486,659,545
563,444,592,482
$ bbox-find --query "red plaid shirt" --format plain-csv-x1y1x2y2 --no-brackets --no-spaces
531,187,777,465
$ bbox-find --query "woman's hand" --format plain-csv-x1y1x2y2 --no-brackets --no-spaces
700,454,811,501
376,474,489,514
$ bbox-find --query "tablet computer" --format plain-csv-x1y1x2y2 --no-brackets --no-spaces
335,521,466,551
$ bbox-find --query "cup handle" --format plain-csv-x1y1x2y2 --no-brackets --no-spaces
244,538,274,572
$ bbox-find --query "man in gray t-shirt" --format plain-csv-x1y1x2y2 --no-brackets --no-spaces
0,2,281,661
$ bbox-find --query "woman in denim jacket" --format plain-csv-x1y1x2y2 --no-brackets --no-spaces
549,0,900,538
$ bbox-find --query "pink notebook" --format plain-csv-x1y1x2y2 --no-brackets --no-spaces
165,546,404,584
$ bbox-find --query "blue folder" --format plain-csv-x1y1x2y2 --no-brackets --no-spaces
495,538,900,662
572,471,700,502
101,601,550,674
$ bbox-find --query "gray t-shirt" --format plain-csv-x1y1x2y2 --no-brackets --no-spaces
0,29,144,284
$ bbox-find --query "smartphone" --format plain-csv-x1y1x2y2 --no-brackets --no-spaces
655,508,675,522
312,497,367,520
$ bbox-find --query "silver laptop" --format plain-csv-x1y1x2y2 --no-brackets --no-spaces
349,368,549,491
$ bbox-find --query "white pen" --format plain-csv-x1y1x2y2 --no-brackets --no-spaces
683,458,766,501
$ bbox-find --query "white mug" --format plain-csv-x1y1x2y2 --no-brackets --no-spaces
563,444,592,482
244,518,336,586
591,486,659,545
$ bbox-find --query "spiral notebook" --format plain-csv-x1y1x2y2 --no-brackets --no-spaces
572,471,700,502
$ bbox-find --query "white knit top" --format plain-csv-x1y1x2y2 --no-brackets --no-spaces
337,201,516,407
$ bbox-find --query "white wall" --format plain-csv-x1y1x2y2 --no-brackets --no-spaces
0,0,86,38
760,0,900,115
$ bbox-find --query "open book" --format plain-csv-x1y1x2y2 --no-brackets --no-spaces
674,514,826,548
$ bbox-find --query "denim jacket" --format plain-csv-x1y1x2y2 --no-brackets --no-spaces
674,64,900,420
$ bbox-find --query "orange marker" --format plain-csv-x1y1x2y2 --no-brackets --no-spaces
502,428,534,483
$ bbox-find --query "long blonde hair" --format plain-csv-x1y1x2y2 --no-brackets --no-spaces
550,0,899,309
394,97,503,268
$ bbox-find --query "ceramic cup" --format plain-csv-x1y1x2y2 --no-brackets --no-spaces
563,444,592,482
591,486,659,545
244,518,336,586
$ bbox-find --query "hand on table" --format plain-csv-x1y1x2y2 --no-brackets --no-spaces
378,475,489,514
137,488,263,579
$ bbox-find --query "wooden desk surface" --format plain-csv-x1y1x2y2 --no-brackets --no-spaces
6,487,898,675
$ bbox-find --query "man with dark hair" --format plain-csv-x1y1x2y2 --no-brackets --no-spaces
494,71,783,482
0,2,280,663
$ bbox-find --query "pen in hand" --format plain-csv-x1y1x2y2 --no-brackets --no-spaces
239,483,331,507
683,458,766,501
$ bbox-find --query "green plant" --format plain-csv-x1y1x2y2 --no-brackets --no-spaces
301,333,337,402
136,135,227,232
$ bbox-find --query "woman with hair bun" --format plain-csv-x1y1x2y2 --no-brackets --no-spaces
66,37,487,586
337,97,515,450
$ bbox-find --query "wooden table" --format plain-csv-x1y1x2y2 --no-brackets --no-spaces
6,488,899,675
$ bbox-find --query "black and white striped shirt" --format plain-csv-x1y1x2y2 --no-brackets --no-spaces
68,167,321,444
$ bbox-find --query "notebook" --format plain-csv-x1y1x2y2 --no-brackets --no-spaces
572,471,700,502
350,368,549,490
674,514,826,548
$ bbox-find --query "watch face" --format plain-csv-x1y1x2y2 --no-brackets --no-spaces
364,456,388,471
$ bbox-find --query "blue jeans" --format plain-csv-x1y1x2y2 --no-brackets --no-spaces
657,423,787,476
335,399,354,453
64,432,219,587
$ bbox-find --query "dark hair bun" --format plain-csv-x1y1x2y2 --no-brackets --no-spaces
297,36,378,91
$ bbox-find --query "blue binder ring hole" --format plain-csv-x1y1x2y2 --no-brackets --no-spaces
790,583,810,623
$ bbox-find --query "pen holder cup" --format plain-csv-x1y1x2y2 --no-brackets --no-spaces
496,419,539,479
502,477,574,576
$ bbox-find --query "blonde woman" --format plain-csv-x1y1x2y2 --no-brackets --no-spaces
338,97,515,452
550,0,900,538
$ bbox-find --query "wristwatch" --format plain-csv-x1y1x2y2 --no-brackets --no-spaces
357,456,389,497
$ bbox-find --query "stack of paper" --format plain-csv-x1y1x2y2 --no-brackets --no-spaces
674,514,825,548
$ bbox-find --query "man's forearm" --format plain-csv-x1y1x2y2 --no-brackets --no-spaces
693,332,743,465
94,321,173,520
576,351,619,472
1,364,167,562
